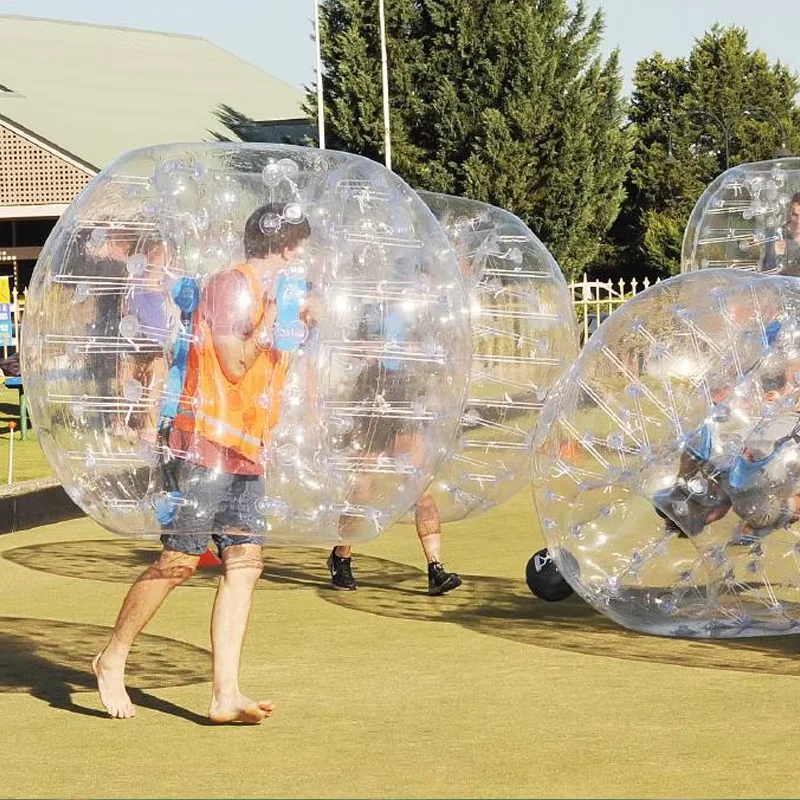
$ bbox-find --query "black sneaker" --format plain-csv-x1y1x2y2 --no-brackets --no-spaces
427,561,462,596
327,548,357,591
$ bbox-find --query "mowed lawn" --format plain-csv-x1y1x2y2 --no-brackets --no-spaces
0,385,52,483
2,491,800,798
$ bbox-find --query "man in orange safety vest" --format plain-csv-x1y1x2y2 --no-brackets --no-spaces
93,202,313,724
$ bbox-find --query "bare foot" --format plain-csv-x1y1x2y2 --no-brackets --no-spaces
92,651,136,719
209,693,275,725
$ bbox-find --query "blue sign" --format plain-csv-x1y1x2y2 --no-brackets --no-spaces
0,304,14,346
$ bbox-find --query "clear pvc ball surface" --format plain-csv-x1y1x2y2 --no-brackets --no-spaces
417,192,578,521
533,269,800,637
22,143,472,545
682,158,800,276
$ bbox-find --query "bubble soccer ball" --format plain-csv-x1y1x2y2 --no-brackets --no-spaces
22,143,472,546
416,192,578,521
532,268,800,638
682,158,800,275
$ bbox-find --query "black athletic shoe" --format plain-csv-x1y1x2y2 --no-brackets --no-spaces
327,548,357,591
427,561,462,596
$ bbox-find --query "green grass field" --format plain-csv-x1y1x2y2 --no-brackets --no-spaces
0,385,52,483
3,492,800,798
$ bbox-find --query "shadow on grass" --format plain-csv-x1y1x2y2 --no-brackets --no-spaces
0,617,212,723
0,402,21,419
7,540,800,676
1,538,337,591
329,569,800,676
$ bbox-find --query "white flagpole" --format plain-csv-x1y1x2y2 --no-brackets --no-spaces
378,0,392,170
314,0,326,149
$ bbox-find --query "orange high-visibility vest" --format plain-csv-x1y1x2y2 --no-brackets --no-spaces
174,264,288,463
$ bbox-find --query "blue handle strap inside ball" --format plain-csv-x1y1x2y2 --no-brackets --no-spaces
274,272,308,353
159,277,200,424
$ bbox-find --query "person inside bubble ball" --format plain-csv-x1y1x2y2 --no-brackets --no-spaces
327,292,462,596
117,237,170,440
726,344,800,540
653,319,794,540
763,192,800,276
92,203,314,723
727,410,800,538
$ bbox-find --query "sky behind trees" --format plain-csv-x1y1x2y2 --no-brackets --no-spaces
0,0,798,93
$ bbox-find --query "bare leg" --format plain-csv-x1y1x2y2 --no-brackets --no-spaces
93,548,200,719
416,492,462,595
143,356,166,441
335,491,443,567
208,542,274,724
332,472,379,562
391,435,449,568
415,492,443,563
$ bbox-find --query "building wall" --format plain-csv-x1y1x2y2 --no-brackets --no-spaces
0,120,95,290
0,122,92,206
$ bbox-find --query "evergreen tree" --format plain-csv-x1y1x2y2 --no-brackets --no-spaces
613,25,800,278
307,0,630,279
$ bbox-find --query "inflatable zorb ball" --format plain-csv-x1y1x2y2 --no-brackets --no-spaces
682,158,800,275
416,192,577,520
22,143,472,545
533,269,800,638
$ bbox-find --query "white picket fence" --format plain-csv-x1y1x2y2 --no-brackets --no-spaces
568,274,660,343
4,274,650,358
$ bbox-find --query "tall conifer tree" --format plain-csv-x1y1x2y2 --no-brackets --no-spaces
612,25,800,277
306,0,630,279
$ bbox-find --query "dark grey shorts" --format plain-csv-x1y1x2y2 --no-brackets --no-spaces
161,531,264,557
159,461,265,555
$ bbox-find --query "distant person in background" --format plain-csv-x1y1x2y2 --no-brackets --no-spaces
120,238,170,438
88,233,170,440
0,353,20,377
763,192,800,276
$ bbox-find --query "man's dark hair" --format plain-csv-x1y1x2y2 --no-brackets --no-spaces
791,192,800,208
244,202,311,259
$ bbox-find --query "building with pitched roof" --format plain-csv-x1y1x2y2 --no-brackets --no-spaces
0,14,308,288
